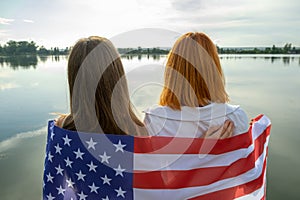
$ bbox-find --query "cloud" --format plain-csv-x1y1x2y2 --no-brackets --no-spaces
30,82,39,87
163,0,300,46
171,0,206,11
0,72,12,78
110,28,181,48
0,0,299,47
0,29,9,36
0,17,14,25
0,126,46,153
0,83,20,91
165,0,254,32
23,19,34,23
171,0,244,12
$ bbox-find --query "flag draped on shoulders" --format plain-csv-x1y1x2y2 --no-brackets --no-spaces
43,114,271,200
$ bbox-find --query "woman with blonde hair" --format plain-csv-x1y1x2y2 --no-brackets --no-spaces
144,32,248,138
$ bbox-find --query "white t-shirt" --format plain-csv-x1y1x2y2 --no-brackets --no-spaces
143,103,249,138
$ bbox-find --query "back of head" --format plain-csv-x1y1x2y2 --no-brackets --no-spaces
160,32,229,110
63,36,144,135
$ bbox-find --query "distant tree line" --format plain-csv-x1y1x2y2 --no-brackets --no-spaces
217,43,300,54
1,40,299,56
0,40,69,56
118,46,170,55
119,44,300,55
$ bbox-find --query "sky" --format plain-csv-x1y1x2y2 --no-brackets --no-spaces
0,0,299,48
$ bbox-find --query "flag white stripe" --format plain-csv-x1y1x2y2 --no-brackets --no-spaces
134,143,254,171
252,115,271,140
134,136,271,171
133,138,268,200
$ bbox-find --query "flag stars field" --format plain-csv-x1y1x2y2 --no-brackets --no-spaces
43,121,140,199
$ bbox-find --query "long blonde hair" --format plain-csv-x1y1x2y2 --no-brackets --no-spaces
160,32,229,110
62,36,145,135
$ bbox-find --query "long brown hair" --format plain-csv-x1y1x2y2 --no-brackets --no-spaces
160,32,229,110
61,36,145,135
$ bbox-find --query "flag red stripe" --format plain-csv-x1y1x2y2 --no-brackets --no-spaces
134,130,252,154
133,128,269,189
188,158,267,200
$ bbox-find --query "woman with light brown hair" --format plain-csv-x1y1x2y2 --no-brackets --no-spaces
144,32,248,138
56,36,146,135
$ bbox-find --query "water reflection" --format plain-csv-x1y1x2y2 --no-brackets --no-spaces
0,56,38,69
270,57,281,63
1,55,300,69
121,54,165,61
219,55,300,66
0,55,69,69
263,56,281,64
282,57,290,65
51,55,61,62
39,56,48,63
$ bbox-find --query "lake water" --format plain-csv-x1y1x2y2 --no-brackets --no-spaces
0,55,299,199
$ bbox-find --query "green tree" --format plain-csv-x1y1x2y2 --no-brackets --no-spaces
17,41,28,54
53,47,60,55
27,41,37,54
137,46,142,53
38,46,49,55
6,40,18,55
283,43,292,53
271,45,278,54
265,47,271,54
2,40,37,55
63,47,69,55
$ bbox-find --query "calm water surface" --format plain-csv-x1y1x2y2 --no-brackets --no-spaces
0,55,299,199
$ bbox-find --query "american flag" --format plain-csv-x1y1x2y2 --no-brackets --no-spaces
43,114,271,200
